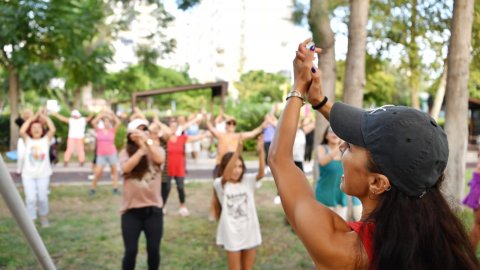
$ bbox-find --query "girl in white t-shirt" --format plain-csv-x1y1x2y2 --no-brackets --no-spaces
19,109,56,228
213,135,265,270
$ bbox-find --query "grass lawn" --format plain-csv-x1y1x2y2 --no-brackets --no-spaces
0,180,313,270
1,173,479,269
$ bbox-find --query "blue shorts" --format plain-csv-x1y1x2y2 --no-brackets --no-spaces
96,154,118,166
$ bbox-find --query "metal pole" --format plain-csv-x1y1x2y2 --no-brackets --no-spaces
0,156,56,270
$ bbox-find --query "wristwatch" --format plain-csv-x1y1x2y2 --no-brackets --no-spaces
146,139,154,146
286,90,306,105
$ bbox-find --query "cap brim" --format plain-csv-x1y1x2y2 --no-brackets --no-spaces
330,102,366,147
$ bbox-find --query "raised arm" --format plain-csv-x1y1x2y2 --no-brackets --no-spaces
40,113,56,141
85,111,95,123
121,137,148,174
148,112,172,140
186,131,210,143
19,111,40,140
180,113,202,132
129,107,147,121
269,39,354,267
50,112,69,124
109,110,122,131
90,112,104,129
266,113,278,127
255,135,265,181
302,117,315,134
206,118,221,138
240,121,265,140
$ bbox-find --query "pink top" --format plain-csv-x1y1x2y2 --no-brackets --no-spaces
119,150,164,214
96,128,117,156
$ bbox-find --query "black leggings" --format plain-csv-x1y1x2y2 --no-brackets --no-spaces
162,176,185,204
121,206,163,270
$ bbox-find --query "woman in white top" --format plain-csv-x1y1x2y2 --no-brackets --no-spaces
19,108,56,228
51,110,93,166
213,135,265,270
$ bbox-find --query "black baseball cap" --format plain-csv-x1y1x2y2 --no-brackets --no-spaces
330,102,449,198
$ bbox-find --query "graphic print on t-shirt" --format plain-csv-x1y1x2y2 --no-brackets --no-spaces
226,192,248,220
28,144,46,164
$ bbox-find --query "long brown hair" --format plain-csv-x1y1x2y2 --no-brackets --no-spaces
212,152,246,220
123,133,150,180
361,155,479,269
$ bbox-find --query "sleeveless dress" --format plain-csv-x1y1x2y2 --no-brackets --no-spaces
315,145,347,207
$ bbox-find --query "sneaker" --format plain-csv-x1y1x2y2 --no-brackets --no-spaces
88,189,96,197
255,181,262,189
179,207,190,217
39,216,50,228
273,195,281,205
112,188,121,195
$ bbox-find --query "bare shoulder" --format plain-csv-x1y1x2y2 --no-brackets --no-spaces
294,202,369,269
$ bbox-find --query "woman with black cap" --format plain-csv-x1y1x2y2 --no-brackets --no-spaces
268,38,479,269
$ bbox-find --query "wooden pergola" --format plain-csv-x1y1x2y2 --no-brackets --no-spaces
131,81,228,111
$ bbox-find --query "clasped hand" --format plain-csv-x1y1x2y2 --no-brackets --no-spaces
293,38,325,106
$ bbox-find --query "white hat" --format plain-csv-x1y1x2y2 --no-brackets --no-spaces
127,118,149,132
71,110,81,117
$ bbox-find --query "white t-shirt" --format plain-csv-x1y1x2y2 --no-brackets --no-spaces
21,136,52,179
68,117,87,139
293,129,306,162
213,173,261,251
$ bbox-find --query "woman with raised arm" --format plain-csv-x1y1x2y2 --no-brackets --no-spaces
51,110,94,166
161,116,210,217
120,119,165,270
213,135,265,270
19,108,56,227
268,38,479,269
89,109,122,196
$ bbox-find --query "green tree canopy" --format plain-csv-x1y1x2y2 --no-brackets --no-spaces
234,70,288,103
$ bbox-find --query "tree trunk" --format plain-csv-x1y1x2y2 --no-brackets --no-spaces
81,82,93,110
409,0,420,109
308,0,337,184
430,63,447,121
342,0,370,107
444,0,474,205
73,87,82,109
8,69,19,150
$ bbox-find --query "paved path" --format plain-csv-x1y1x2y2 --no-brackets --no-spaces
5,151,286,184
5,149,478,184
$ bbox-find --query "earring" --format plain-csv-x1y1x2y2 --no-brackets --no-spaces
385,186,391,192
368,190,378,200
